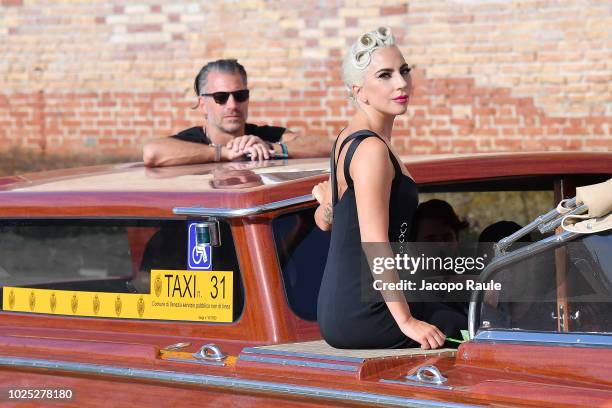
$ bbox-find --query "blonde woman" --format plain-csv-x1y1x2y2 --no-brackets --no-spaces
313,27,466,349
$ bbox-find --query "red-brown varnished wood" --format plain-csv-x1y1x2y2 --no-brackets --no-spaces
239,221,296,343
406,152,612,184
2,322,612,406
468,380,612,408
0,370,368,408
1,153,610,218
458,341,612,387
358,352,456,380
1,154,611,407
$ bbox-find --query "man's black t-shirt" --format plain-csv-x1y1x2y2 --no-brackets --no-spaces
171,124,285,144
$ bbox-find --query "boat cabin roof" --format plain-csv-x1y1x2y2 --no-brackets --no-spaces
0,152,610,217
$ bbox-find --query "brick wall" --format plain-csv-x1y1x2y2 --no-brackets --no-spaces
1,0,610,162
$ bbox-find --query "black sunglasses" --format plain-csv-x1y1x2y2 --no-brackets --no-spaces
201,89,250,104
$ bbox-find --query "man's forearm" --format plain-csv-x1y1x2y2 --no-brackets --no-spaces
280,132,332,159
143,137,216,167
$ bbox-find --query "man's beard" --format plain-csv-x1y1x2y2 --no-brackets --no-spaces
219,123,243,135
217,114,245,135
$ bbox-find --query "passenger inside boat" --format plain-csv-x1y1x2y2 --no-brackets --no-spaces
410,199,469,273
477,220,531,267
477,220,541,329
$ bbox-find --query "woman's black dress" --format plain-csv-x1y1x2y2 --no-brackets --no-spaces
317,130,466,349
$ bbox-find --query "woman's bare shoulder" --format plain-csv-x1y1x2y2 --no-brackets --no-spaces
352,136,389,159
350,137,394,181
339,128,386,148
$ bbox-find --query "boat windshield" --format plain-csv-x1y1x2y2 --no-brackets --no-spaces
478,229,612,333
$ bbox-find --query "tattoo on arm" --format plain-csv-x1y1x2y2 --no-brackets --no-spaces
323,204,333,225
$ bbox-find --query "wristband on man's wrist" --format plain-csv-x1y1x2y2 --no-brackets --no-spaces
211,144,222,162
276,142,288,158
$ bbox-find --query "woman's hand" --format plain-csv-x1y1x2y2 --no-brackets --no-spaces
312,180,330,205
313,180,333,231
399,317,446,349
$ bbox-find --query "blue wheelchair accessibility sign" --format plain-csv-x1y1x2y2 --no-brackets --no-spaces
187,222,213,270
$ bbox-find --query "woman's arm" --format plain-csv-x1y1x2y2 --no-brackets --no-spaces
351,138,445,349
313,179,333,231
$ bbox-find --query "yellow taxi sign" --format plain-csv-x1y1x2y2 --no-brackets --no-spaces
2,270,233,323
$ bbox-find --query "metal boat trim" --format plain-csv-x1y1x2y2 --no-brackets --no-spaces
473,330,612,347
0,356,482,408
173,194,314,218
380,379,454,391
238,354,358,372
241,346,365,363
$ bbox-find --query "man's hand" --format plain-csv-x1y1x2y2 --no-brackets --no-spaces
226,135,274,161
221,146,250,161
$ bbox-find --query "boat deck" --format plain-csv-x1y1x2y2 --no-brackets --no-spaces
244,340,454,360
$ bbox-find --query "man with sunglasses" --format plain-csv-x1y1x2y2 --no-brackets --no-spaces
143,59,329,166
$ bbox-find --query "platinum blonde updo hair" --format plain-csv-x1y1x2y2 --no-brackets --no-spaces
342,27,395,99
